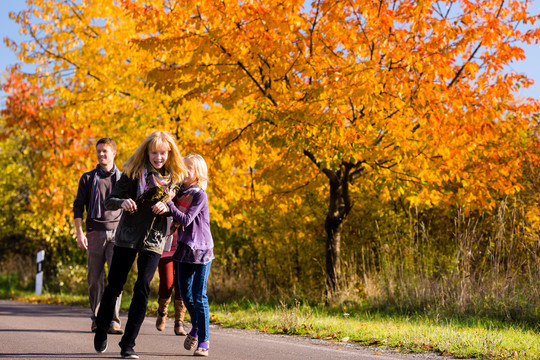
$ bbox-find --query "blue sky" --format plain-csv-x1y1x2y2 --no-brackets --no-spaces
1,0,538,104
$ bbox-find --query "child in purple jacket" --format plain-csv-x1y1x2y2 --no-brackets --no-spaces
155,154,214,357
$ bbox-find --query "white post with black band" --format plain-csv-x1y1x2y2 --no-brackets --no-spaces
35,250,44,295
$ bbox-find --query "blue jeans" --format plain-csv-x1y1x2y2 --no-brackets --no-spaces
177,261,212,343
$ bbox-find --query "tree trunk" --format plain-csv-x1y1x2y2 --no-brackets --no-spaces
324,171,346,296
303,151,362,299
325,210,343,295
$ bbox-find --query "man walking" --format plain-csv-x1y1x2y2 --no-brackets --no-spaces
73,138,124,334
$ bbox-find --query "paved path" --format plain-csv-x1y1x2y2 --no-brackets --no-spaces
0,300,454,360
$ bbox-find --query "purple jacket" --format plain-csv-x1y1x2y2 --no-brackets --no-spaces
167,186,214,263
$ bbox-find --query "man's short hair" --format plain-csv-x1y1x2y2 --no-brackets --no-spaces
96,138,117,151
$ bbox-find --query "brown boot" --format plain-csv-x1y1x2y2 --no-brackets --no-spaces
174,299,187,336
156,297,171,331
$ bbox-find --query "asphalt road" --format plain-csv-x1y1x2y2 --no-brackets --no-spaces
0,300,460,360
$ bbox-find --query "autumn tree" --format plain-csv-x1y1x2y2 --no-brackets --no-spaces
3,0,267,273
3,0,197,234
122,0,540,295
3,0,539,298
0,71,97,248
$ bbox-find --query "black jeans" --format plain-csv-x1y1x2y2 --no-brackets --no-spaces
95,245,161,350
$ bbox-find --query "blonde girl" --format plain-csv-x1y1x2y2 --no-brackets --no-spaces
165,154,214,357
94,131,187,359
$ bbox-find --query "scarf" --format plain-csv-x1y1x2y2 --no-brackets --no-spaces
174,187,199,213
89,164,121,219
137,163,171,199
170,185,201,232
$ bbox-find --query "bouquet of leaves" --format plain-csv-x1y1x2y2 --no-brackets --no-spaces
140,183,181,241
130,183,180,214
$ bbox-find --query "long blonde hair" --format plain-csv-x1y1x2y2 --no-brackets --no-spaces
123,131,187,185
185,154,208,191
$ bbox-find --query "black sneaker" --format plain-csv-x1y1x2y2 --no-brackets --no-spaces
93,331,108,353
121,347,139,359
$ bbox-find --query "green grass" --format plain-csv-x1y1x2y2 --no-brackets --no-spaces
209,300,538,359
2,290,538,360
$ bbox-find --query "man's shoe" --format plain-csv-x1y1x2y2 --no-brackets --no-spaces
93,331,107,353
108,323,124,334
91,321,97,333
120,347,139,359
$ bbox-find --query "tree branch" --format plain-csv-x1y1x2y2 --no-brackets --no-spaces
303,149,336,182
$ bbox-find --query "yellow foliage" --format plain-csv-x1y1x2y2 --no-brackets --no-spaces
2,0,539,265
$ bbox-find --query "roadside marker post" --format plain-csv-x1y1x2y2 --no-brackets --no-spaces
36,250,45,295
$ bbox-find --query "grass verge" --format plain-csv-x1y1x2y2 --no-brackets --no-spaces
2,292,538,360
210,300,539,359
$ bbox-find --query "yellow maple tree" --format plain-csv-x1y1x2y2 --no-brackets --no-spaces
122,0,539,294
2,0,539,297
